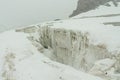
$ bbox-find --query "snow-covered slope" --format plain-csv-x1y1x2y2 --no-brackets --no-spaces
0,31,104,80
0,1,120,80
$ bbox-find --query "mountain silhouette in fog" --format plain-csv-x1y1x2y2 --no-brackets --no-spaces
70,0,120,17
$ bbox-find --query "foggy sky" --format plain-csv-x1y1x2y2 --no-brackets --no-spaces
0,0,78,28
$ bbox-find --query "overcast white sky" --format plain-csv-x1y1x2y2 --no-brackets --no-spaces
0,0,78,28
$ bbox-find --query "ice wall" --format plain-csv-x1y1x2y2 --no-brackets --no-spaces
16,26,115,72
38,26,113,71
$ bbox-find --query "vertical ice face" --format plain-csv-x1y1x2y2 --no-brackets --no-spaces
17,26,113,72
15,22,120,79
38,26,112,71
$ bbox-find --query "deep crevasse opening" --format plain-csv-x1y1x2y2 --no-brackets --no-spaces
16,26,115,72
15,24,120,80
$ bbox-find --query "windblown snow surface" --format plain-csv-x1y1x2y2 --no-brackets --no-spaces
0,1,120,80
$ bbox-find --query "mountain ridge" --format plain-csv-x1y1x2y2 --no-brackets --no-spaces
70,0,120,17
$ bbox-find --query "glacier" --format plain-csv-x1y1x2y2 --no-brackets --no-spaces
0,1,120,80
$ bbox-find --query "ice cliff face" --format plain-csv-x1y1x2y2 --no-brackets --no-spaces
16,24,120,80
15,3,120,79
35,26,111,71
70,0,120,17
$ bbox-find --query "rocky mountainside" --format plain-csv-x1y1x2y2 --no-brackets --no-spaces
70,0,120,17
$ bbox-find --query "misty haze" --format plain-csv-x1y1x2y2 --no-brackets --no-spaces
0,0,77,32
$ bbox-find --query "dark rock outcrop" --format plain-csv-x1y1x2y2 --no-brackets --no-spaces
70,0,120,17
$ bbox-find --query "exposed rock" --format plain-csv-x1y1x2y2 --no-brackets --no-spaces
70,0,120,17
